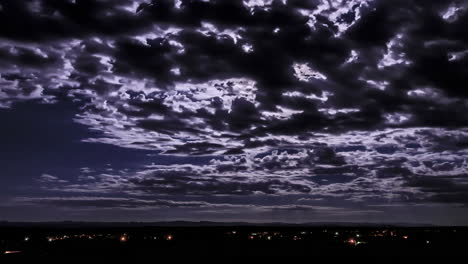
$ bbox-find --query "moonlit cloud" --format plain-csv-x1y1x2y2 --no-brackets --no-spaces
1,0,468,224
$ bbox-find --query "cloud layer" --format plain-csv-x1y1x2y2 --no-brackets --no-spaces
1,0,468,222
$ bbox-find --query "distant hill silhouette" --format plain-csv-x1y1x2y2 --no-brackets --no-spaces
0,220,436,227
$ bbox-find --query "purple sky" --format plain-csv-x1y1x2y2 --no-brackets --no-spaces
1,0,468,225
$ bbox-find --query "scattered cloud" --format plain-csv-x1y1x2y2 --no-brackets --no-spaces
1,0,468,221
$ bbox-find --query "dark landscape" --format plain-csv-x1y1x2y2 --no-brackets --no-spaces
1,222,468,257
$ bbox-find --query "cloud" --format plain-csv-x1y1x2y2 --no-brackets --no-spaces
30,128,467,207
404,174,468,204
38,173,68,183
1,0,468,215
0,1,466,150
13,196,212,209
10,196,382,218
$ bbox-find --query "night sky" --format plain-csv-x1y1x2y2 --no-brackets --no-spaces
1,0,468,225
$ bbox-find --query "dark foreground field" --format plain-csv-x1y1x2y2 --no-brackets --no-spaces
1,224,468,257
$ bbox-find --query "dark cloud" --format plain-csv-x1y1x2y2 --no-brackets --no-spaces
2,0,468,142
0,0,151,41
405,175,468,204
126,169,312,195
31,127,468,207
1,0,468,222
14,196,210,209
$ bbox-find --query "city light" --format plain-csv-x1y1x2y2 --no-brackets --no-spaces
4,251,22,254
0,226,462,256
